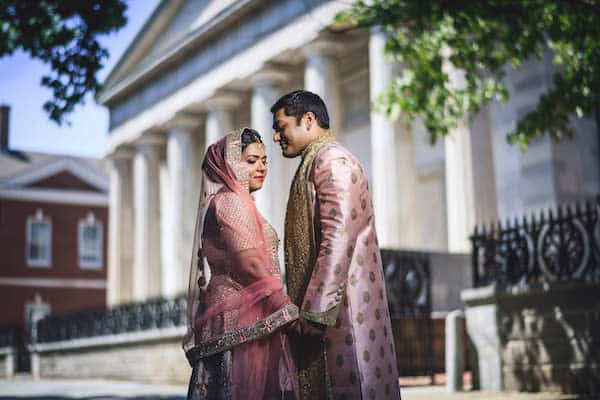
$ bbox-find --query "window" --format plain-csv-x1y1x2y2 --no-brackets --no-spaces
26,211,52,267
78,213,103,269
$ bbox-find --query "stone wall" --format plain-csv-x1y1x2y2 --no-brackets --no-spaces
30,326,189,385
430,252,471,313
462,283,600,395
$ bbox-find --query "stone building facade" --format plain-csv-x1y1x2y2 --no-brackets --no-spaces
97,0,600,306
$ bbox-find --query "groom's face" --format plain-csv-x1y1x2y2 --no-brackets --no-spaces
272,108,312,158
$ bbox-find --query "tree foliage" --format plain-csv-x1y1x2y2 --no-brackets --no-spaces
0,0,127,124
337,0,600,149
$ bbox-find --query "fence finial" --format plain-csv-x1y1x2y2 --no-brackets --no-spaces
539,209,546,223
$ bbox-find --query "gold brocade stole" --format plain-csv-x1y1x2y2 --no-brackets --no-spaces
284,130,335,400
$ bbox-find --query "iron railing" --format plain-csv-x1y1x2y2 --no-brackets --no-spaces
471,196,600,288
37,250,432,344
0,326,28,372
36,295,187,343
34,250,436,376
381,250,431,317
381,250,434,376
0,326,16,348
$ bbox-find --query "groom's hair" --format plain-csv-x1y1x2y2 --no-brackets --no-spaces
270,90,330,129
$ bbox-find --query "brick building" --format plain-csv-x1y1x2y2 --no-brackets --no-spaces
0,105,108,371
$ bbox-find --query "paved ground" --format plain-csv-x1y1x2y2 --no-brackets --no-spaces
401,386,579,400
0,376,185,400
0,376,581,400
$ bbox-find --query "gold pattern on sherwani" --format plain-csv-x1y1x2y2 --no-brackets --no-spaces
285,129,335,305
285,129,335,400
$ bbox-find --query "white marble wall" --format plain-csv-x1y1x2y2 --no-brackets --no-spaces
469,103,499,225
489,53,600,221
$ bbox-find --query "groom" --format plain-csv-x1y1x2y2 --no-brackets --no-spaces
271,90,401,400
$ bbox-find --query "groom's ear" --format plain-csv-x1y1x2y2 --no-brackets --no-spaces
304,112,315,132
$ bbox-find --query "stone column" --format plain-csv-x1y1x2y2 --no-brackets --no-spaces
446,310,465,392
369,28,401,248
107,148,134,305
250,68,287,223
303,40,343,131
164,115,200,298
133,134,163,301
205,93,238,151
26,294,50,380
396,122,419,248
461,286,503,391
444,61,475,253
30,353,40,380
4,348,14,378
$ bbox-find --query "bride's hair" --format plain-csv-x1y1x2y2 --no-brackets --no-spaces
241,127,263,151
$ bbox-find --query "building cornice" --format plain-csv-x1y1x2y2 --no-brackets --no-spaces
104,1,350,157
0,277,106,289
0,188,108,206
99,0,183,96
97,0,260,106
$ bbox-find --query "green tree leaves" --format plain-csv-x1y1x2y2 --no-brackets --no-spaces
0,0,127,124
337,0,600,149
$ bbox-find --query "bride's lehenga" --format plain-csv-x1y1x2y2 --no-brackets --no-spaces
183,130,299,400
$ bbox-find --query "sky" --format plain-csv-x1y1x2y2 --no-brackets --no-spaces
0,1,160,159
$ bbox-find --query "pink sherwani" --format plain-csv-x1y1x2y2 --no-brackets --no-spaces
300,142,401,399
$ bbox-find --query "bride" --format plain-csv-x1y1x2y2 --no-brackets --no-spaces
183,128,299,400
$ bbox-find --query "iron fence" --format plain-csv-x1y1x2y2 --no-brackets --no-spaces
0,326,16,348
36,295,187,343
34,249,436,376
381,250,431,318
381,250,434,376
471,196,600,289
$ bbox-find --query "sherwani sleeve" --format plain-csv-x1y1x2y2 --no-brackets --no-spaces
301,146,360,326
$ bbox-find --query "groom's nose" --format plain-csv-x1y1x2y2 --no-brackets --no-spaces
273,131,281,142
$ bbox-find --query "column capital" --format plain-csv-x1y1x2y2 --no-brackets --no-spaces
107,145,134,161
164,112,201,131
135,131,165,149
203,91,242,111
250,66,291,87
302,39,345,59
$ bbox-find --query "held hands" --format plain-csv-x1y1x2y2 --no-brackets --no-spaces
288,317,326,338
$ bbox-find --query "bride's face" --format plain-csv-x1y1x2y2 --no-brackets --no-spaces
242,142,267,193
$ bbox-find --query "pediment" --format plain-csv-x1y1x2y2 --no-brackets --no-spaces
1,158,107,193
101,0,241,100
26,171,102,192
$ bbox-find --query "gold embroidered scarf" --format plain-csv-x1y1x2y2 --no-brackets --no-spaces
284,130,335,400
